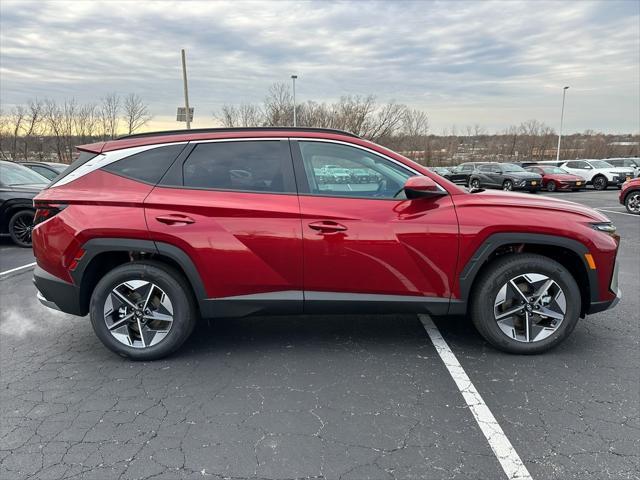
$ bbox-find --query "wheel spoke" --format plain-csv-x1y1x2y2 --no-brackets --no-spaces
112,288,137,310
495,304,525,320
509,279,529,302
524,312,531,342
532,306,564,320
143,311,173,322
533,279,554,303
108,312,134,330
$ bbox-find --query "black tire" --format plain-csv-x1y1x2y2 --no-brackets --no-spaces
546,180,556,192
625,191,640,214
470,253,581,354
592,175,608,190
470,178,481,189
8,209,34,247
502,179,514,191
89,261,197,360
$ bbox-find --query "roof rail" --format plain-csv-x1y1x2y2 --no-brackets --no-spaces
117,127,360,140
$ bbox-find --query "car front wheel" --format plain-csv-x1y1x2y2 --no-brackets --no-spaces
546,180,556,192
625,191,640,214
592,175,608,190
89,261,197,360
8,209,35,248
470,178,481,189
470,253,581,354
502,179,513,191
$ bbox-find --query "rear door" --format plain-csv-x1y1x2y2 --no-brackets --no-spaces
292,139,459,313
562,160,592,180
144,139,303,315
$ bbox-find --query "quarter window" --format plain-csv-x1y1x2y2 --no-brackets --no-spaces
183,141,294,193
103,144,185,184
297,141,413,199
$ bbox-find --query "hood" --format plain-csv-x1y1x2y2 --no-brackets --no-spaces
470,190,609,222
547,173,584,181
607,167,635,174
7,183,47,193
502,171,541,179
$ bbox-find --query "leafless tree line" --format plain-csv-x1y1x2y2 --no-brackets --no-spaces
0,93,152,163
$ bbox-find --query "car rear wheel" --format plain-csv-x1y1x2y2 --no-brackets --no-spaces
502,180,513,191
8,209,34,248
470,178,481,189
592,175,608,190
89,262,197,360
470,253,581,354
625,191,640,214
546,180,556,192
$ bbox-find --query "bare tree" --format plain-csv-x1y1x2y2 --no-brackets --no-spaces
263,83,293,126
217,104,264,127
75,103,99,143
100,93,121,139
122,94,152,135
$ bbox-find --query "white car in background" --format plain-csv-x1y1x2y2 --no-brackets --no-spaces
560,159,634,190
605,158,640,178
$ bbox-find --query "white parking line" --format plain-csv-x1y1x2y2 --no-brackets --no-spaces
419,314,533,480
595,208,638,218
0,262,37,278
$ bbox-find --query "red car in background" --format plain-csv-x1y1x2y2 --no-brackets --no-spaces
619,178,640,214
526,165,586,192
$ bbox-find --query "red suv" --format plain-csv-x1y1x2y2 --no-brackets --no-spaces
32,128,621,360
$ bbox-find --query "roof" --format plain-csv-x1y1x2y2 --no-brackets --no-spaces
78,127,362,154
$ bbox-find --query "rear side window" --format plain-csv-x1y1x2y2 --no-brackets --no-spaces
103,144,185,184
183,141,295,193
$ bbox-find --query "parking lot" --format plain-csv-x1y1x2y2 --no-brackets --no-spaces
0,189,638,480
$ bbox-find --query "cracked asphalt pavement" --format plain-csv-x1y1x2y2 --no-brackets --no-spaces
1,190,638,479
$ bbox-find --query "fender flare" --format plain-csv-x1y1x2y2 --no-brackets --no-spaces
72,237,207,306
456,232,598,310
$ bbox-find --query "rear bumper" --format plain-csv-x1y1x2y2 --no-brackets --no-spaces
34,265,85,316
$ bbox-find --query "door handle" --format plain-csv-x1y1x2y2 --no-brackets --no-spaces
308,221,347,233
155,214,195,225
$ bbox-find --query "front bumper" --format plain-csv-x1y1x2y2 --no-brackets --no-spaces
34,265,86,316
586,257,621,314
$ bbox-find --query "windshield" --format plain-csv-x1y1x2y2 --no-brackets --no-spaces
0,162,48,186
502,163,525,172
542,167,568,174
590,160,613,169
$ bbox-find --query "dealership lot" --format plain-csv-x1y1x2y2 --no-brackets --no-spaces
1,189,638,480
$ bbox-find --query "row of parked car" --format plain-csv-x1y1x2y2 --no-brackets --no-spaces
432,157,639,193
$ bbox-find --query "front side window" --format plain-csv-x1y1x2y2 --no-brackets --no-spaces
183,140,294,193
590,160,613,169
298,141,413,199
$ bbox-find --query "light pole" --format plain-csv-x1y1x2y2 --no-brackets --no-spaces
556,86,569,161
181,49,191,130
291,75,298,127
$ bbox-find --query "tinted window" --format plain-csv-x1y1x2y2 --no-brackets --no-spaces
183,141,294,193
29,165,58,180
566,161,585,168
298,141,413,199
478,165,493,172
103,144,185,184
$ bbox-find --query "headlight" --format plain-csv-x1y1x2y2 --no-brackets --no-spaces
592,222,619,242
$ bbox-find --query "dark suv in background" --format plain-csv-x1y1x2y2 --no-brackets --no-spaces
0,160,48,247
468,162,542,192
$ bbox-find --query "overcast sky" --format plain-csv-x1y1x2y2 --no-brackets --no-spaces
1,0,638,133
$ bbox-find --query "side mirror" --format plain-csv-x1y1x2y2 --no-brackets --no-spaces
403,176,446,199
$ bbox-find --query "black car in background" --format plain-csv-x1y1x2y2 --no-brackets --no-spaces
446,162,486,186
21,161,68,181
0,161,48,247
468,162,542,192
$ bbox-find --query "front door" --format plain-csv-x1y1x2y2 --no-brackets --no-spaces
292,140,459,314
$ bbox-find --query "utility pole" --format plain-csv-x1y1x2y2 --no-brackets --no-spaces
556,86,569,161
291,75,298,127
181,49,191,130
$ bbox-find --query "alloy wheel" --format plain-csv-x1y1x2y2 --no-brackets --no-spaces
103,280,174,348
593,176,607,190
11,212,34,246
493,273,566,343
626,192,640,214
470,179,481,189
503,180,513,191
546,181,556,192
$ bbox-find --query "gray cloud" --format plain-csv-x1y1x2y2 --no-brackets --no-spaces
1,0,638,133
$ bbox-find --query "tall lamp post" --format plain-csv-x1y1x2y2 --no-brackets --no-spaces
556,86,569,161
291,75,298,127
181,49,191,130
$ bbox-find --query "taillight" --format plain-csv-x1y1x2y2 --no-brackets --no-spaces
33,204,67,226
